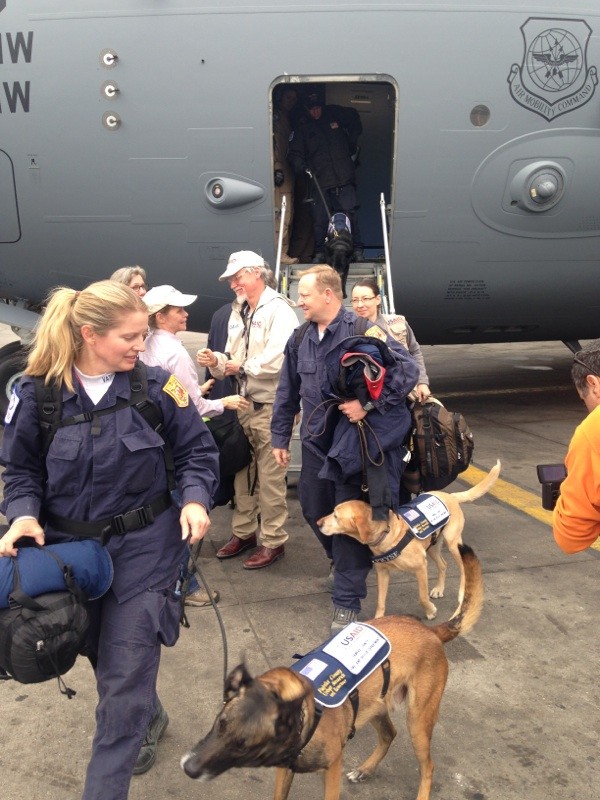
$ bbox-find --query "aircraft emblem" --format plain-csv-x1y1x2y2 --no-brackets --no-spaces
508,18,597,120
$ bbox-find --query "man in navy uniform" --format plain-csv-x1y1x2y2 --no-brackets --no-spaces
288,91,364,263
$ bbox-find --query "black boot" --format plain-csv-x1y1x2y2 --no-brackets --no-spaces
133,699,169,775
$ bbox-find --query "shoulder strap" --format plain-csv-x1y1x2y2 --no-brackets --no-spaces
128,363,176,491
292,321,311,357
292,315,369,357
353,316,370,335
34,377,63,460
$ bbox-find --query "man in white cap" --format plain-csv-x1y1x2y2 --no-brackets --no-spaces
197,252,298,569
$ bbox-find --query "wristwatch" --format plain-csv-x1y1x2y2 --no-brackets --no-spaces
362,401,375,412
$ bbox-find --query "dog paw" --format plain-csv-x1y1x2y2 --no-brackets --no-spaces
425,606,438,620
430,587,444,598
347,769,369,783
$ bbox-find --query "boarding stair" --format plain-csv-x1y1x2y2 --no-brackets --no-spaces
274,194,397,480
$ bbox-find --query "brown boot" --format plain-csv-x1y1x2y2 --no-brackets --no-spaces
216,533,257,559
242,545,285,570
280,253,299,265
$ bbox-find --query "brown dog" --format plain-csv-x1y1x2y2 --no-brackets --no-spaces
181,544,483,800
318,460,500,620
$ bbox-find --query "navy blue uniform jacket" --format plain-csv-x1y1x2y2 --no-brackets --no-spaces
272,308,419,474
0,368,219,603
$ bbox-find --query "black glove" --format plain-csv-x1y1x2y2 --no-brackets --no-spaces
274,169,285,187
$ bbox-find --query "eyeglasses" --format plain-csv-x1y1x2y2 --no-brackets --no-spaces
573,353,600,378
351,296,377,305
130,283,146,292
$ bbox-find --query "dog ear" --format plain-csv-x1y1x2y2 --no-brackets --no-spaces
275,693,306,739
353,505,376,542
224,662,253,700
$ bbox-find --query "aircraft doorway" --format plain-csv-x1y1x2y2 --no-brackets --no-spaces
270,79,396,264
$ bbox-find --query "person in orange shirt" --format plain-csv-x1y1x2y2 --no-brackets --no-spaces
553,340,600,554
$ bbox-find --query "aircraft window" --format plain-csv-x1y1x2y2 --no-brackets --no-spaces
470,105,490,127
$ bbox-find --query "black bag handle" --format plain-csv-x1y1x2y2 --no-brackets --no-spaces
8,546,89,610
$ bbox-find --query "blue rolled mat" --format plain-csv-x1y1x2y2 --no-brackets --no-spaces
0,540,113,608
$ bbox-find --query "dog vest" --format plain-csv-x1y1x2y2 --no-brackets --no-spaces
291,622,391,708
372,494,450,564
327,211,352,239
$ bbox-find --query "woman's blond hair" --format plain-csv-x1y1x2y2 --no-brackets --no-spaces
25,280,147,391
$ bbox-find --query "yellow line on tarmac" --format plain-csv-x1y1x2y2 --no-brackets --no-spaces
458,465,600,552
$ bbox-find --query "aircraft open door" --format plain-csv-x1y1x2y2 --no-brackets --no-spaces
270,78,397,268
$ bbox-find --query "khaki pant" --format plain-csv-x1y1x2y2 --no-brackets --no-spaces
274,184,294,254
233,403,289,547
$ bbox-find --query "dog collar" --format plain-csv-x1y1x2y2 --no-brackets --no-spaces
367,525,390,548
371,531,414,563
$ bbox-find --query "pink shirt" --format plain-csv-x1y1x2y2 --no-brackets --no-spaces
140,329,224,418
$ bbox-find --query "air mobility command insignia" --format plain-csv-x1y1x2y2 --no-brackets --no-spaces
364,324,387,342
162,375,189,407
508,18,597,120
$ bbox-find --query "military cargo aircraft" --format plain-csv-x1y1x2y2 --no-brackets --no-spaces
1,1,599,413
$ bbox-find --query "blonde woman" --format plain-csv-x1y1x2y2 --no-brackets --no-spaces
0,280,219,796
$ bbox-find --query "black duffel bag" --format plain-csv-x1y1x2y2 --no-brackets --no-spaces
0,549,89,696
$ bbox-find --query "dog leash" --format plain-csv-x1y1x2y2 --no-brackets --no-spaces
304,168,334,220
183,538,229,695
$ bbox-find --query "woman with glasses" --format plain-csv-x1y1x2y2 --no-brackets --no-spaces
351,278,431,402
111,265,148,297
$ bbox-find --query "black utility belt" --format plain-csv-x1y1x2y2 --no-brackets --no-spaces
44,492,172,546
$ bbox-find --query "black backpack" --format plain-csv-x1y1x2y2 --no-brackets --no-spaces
0,546,89,697
402,398,474,493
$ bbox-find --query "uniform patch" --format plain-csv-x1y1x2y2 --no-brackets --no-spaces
364,324,387,342
162,375,189,407
398,494,450,539
4,389,20,424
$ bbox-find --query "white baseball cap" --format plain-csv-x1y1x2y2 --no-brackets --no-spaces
219,250,266,281
143,285,197,314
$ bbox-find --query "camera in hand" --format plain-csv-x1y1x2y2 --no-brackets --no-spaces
536,463,567,511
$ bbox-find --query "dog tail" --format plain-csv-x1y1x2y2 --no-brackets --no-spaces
451,459,501,505
431,543,483,644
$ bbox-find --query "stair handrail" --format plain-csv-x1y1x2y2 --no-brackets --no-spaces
379,193,395,314
274,194,287,289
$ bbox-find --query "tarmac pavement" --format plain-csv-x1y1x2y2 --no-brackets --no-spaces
1,334,598,800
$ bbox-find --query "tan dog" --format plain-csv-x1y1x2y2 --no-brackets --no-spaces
318,460,500,619
182,544,483,800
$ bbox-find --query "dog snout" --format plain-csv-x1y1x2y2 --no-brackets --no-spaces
316,514,337,535
181,751,209,780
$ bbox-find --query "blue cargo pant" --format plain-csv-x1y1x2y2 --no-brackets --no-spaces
81,582,181,800
298,445,372,613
